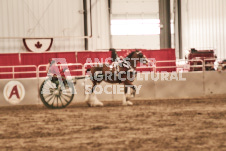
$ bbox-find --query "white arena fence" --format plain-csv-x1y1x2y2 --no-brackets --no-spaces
0,60,226,107
0,65,37,79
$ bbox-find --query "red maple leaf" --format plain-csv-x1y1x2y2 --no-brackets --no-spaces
35,41,42,49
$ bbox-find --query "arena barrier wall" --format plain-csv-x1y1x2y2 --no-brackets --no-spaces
1,71,226,107
204,71,226,95
83,72,205,101
0,78,38,106
154,72,204,99
133,73,156,99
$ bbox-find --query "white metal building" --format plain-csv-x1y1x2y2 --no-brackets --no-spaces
0,0,226,59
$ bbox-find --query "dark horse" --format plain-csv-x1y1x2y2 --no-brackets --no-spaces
85,50,149,107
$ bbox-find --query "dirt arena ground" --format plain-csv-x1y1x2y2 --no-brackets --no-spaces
0,97,225,151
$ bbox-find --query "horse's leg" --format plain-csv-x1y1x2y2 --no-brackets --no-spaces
124,80,136,98
130,85,136,98
122,85,127,105
122,82,134,106
86,81,103,107
90,82,97,94
124,85,131,99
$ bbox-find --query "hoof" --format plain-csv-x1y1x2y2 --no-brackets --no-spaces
86,101,91,107
123,101,133,106
86,101,103,107
85,94,103,107
93,101,104,107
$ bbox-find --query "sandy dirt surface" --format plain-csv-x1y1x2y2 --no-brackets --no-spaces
0,98,226,151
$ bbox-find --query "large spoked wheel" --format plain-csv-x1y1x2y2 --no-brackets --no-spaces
39,78,74,109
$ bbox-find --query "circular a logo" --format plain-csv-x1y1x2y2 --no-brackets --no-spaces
3,81,25,105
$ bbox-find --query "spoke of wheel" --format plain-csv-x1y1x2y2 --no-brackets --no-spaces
43,94,53,99
42,82,56,94
57,96,59,108
46,95,55,103
62,94,72,103
51,96,56,106
61,94,69,103
62,93,72,98
59,96,64,107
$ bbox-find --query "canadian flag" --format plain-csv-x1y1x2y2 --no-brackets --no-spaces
23,38,53,52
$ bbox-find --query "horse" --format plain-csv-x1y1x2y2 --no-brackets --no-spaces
85,50,149,107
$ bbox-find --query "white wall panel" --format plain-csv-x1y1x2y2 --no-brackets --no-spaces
88,0,110,50
0,0,110,53
181,0,226,59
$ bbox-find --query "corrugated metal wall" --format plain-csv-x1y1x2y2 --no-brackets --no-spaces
0,0,110,53
88,0,110,50
181,0,226,59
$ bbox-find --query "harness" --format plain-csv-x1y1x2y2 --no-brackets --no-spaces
109,49,137,81
113,57,133,71
110,57,136,82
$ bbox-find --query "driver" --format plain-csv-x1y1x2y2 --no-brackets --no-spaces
46,58,67,84
109,48,134,73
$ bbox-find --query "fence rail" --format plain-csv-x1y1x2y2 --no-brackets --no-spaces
0,65,37,79
0,59,219,79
